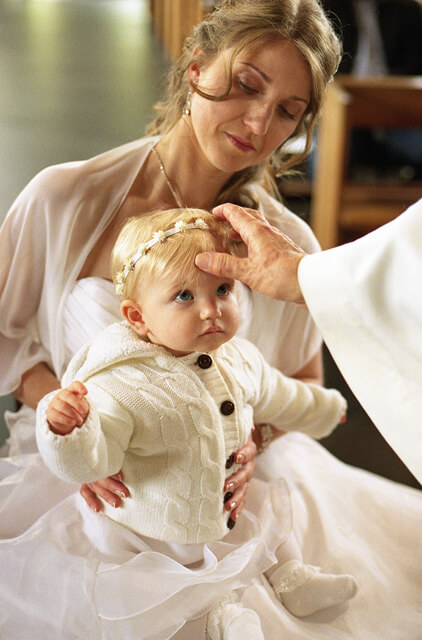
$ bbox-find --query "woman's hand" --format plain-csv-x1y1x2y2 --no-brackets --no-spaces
223,431,257,524
80,471,130,512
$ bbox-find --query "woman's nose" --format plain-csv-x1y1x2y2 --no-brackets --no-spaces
244,102,273,136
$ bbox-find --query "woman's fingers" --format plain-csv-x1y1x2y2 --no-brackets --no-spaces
227,481,249,524
224,457,256,500
80,483,104,513
80,470,130,512
234,432,257,467
223,431,257,524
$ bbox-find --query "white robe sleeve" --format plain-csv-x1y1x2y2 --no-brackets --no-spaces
298,199,422,484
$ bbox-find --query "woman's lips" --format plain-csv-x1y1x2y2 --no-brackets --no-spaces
226,133,255,152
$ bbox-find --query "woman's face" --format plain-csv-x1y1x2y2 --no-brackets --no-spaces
189,38,312,175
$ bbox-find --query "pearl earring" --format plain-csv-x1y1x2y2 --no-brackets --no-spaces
183,89,192,116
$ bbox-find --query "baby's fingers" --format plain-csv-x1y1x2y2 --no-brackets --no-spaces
47,384,90,434
46,405,80,435
54,388,89,423
66,380,88,396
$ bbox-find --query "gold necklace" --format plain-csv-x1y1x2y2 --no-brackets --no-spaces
152,146,185,209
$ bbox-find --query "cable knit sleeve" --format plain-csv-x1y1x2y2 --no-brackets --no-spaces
36,382,135,483
236,339,347,440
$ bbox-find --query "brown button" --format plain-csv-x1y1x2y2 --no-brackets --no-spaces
220,400,234,416
197,354,212,369
225,453,235,469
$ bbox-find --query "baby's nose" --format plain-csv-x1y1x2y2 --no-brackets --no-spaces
200,300,222,320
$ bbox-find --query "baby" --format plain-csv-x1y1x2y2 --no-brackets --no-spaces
36,208,357,637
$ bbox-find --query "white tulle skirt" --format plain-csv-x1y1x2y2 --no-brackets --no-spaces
0,443,290,640
1,426,422,639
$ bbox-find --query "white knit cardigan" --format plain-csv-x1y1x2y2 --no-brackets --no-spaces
37,322,346,543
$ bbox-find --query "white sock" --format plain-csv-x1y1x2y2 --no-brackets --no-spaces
206,591,265,640
268,559,358,617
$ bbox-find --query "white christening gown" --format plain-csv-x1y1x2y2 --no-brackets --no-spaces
0,278,421,639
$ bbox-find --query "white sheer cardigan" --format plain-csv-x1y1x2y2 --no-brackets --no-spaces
0,136,321,398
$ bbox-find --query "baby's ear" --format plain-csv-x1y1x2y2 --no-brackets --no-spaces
120,300,149,336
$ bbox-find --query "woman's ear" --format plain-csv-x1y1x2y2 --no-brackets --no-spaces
120,300,149,336
188,46,204,84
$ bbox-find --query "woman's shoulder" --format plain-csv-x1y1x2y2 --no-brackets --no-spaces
24,136,158,197
7,136,159,231
250,184,321,254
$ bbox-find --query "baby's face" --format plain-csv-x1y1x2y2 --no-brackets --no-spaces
136,269,239,356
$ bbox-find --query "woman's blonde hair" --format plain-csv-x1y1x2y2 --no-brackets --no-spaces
112,208,241,299
146,0,342,204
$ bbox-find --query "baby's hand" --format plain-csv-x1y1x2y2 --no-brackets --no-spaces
46,381,89,435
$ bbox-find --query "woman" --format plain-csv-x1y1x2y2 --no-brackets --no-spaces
0,1,420,638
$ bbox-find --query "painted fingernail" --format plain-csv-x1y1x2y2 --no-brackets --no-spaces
116,490,127,498
227,517,236,530
230,501,236,510
226,482,235,492
223,491,233,503
235,453,244,464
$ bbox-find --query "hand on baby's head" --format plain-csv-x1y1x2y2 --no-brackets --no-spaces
46,381,89,436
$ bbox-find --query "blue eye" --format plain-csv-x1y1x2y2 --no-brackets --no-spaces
175,290,193,302
217,283,231,296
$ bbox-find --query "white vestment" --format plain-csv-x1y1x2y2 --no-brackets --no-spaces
299,199,422,484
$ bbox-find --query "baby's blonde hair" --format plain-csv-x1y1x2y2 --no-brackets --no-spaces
111,208,241,299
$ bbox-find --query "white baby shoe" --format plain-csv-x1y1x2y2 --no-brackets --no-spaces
269,559,358,617
206,591,265,640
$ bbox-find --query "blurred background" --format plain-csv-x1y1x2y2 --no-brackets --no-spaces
0,0,420,489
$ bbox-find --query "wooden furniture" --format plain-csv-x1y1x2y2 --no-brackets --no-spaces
310,76,422,249
149,0,206,61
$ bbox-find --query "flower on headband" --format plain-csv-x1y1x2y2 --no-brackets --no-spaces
174,220,188,232
153,230,166,242
130,244,147,266
115,271,125,296
114,220,210,297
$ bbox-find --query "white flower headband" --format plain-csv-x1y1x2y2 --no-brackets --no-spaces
115,218,209,295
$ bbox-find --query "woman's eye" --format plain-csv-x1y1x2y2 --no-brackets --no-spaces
237,78,257,94
279,105,296,121
217,283,231,296
175,290,193,302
